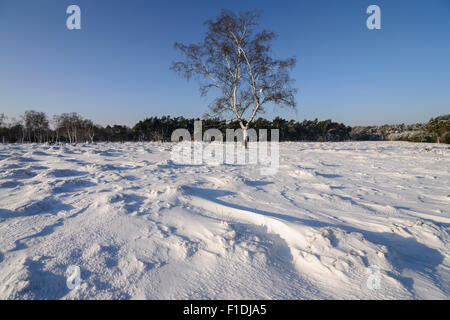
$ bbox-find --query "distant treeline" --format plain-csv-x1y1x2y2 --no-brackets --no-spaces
350,114,450,144
0,111,448,144
0,111,351,143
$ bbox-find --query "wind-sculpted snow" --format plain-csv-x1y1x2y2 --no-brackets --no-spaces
0,142,449,299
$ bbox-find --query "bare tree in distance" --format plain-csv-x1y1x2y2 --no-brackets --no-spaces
54,112,96,144
0,113,6,127
0,113,6,143
171,10,297,147
23,110,49,143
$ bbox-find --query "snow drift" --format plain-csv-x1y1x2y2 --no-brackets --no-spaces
0,142,448,299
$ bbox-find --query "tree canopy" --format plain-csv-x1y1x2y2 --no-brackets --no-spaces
171,10,297,140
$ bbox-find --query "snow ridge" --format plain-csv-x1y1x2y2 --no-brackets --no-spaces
0,142,448,299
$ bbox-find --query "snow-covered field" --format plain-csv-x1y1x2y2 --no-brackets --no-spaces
0,141,449,299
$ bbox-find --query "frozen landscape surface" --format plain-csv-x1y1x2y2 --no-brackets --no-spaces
0,141,449,299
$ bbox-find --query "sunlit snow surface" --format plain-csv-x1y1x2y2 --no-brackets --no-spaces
0,142,449,299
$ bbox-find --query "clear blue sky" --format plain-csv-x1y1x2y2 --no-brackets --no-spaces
0,0,449,126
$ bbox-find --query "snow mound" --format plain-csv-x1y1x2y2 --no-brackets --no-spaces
0,141,448,299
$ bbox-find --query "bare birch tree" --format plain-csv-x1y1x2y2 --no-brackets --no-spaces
0,113,6,143
171,10,297,147
53,113,95,144
23,110,49,143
